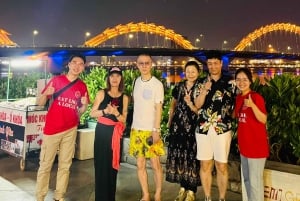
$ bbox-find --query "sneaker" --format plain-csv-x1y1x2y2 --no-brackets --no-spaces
185,190,195,201
204,196,212,201
175,187,187,201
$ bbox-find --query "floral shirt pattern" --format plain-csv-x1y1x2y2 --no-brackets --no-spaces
196,75,236,135
165,80,201,187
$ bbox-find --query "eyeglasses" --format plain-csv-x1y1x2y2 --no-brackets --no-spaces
70,61,85,67
236,78,249,82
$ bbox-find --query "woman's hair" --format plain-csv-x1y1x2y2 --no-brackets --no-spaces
106,74,125,92
68,54,86,64
184,60,200,72
235,67,253,84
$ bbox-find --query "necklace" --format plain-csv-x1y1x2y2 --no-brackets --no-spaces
141,76,152,82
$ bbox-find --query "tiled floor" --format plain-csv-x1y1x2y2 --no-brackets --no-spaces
0,151,242,201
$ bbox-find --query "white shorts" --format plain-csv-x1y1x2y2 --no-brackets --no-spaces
196,126,232,163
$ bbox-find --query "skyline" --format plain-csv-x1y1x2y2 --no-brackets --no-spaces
1,0,300,49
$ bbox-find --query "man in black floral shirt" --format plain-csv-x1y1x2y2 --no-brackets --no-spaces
194,51,236,201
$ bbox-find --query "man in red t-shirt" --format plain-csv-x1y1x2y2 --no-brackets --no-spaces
36,54,90,201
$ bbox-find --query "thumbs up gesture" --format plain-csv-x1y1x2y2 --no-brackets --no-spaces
244,94,253,108
44,82,55,96
81,92,88,105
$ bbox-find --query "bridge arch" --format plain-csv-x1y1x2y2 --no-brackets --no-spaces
234,22,300,51
0,29,17,47
84,22,194,49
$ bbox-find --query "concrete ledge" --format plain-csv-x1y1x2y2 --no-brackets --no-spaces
121,137,300,196
265,160,300,175
121,137,242,193
75,128,95,160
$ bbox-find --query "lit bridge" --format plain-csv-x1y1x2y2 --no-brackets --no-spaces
1,22,300,77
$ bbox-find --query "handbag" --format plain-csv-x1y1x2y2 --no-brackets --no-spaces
45,78,79,110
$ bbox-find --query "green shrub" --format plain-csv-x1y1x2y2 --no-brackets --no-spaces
253,74,300,164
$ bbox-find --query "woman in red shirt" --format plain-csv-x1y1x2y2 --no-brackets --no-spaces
234,67,269,201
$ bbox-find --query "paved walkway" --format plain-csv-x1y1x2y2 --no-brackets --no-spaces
0,151,242,201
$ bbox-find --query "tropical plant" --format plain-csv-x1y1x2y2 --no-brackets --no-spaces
79,66,172,141
253,74,300,164
2,68,299,164
79,67,107,125
0,72,44,100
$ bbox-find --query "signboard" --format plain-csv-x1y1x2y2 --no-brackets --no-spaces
0,106,46,157
264,169,300,201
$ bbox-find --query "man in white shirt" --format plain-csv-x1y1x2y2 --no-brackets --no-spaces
129,53,165,201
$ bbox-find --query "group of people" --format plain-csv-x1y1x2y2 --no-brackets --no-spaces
35,52,269,201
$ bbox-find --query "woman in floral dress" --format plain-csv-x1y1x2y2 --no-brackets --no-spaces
166,61,201,201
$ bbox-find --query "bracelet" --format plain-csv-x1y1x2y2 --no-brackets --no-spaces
152,127,161,132
116,113,121,117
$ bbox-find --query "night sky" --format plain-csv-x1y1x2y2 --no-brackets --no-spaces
0,0,299,49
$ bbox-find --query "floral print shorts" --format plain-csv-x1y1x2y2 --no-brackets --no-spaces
129,129,165,158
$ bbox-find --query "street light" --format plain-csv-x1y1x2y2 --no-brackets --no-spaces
267,44,275,53
222,40,228,50
194,38,200,48
199,34,204,49
287,46,292,53
127,33,134,47
163,37,170,48
32,30,38,47
84,32,91,45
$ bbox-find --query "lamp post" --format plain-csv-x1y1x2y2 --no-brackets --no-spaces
6,60,11,101
163,37,170,48
194,38,200,48
221,40,228,50
32,30,38,47
287,46,292,54
267,44,275,53
127,33,134,47
199,34,204,49
194,34,204,49
84,32,90,46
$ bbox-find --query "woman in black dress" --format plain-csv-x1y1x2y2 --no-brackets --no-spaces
90,66,129,201
166,61,201,201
